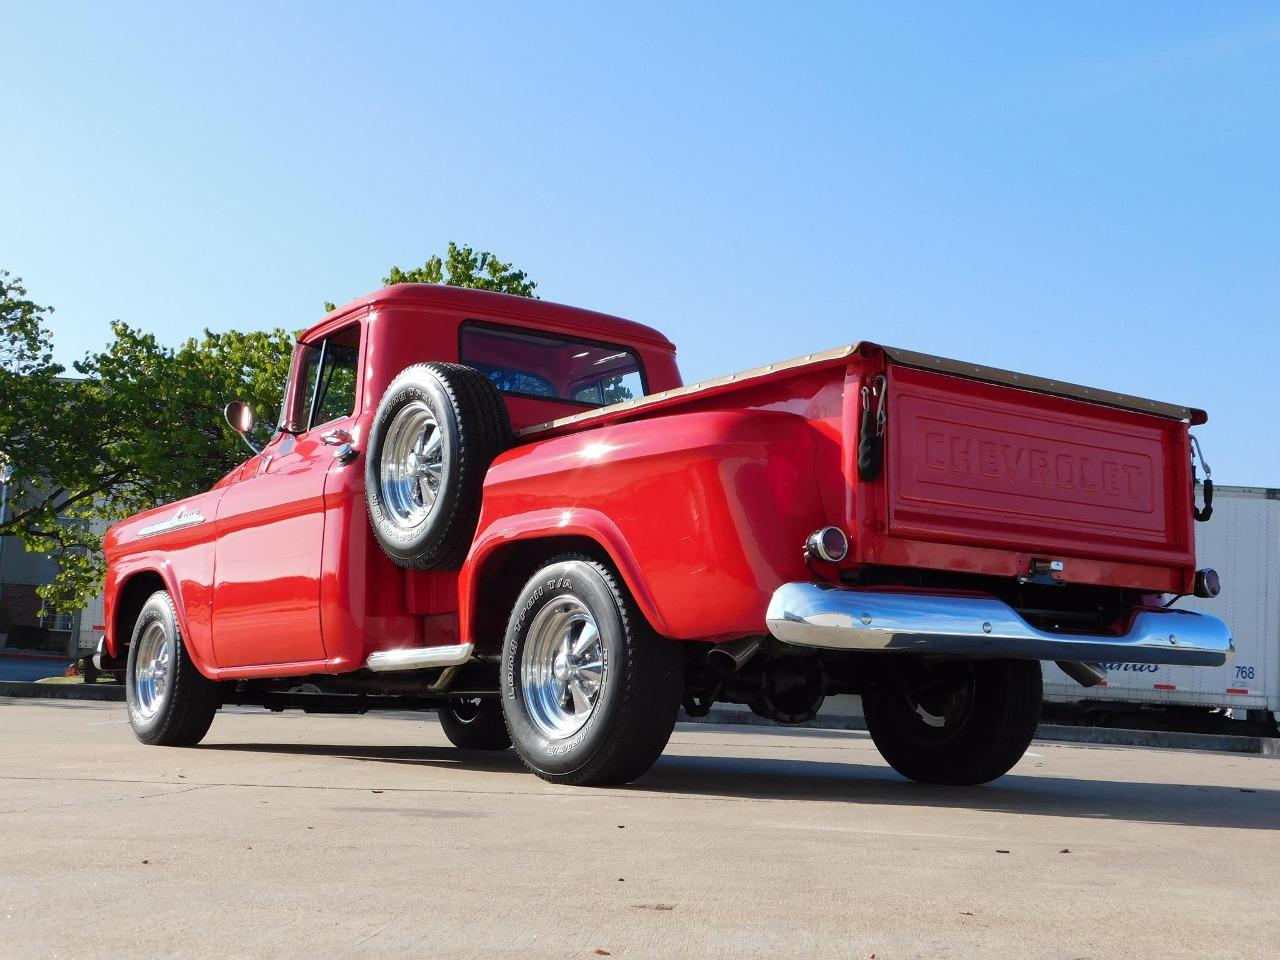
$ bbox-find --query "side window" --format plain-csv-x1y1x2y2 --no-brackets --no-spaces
296,325,360,430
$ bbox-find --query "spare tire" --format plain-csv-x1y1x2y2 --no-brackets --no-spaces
365,362,511,570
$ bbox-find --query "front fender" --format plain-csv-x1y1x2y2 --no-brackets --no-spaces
105,556,217,677
104,545,217,679
103,489,223,677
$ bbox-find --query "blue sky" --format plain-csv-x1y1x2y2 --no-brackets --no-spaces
4,2,1278,484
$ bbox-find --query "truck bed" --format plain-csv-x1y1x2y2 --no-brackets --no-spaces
513,341,1204,596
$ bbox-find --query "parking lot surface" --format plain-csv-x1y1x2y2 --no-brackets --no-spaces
2,699,1277,959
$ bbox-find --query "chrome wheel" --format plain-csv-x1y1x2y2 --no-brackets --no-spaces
379,401,443,527
521,597,606,740
132,620,172,721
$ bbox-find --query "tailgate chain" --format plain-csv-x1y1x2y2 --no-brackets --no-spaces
857,375,887,481
1190,433,1213,522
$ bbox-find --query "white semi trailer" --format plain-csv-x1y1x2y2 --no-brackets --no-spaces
1044,485,1279,729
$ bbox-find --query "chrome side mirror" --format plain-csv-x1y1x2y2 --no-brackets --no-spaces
224,401,262,455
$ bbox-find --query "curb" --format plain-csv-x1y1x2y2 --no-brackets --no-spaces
681,708,1280,756
1035,722,1279,756
0,681,125,702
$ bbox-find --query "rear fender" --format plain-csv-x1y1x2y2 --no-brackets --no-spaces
459,509,669,646
460,409,830,645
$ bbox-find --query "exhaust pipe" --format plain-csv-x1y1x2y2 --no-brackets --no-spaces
708,636,763,675
1056,660,1106,688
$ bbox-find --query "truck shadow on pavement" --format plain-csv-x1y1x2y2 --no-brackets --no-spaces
639,753,1280,832
200,738,1280,832
200,741,525,774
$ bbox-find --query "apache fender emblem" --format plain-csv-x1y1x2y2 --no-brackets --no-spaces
137,506,206,538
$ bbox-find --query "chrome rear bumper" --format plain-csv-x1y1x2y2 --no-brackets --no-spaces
765,583,1233,667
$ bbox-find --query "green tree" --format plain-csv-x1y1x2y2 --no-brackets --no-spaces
325,241,537,311
4,241,536,611
1,272,293,611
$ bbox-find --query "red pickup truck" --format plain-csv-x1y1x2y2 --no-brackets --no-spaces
99,285,1231,786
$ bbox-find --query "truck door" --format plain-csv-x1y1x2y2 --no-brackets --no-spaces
211,325,361,668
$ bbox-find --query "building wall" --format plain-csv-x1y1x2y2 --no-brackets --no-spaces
0,532,60,586
0,489,80,657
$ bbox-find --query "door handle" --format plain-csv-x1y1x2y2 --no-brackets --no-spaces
320,429,358,465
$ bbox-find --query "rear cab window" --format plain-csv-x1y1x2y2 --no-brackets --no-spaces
459,322,646,408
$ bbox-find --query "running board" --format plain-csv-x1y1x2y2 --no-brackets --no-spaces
366,643,475,673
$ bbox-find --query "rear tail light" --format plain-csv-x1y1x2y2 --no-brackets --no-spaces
806,527,849,563
1193,568,1221,598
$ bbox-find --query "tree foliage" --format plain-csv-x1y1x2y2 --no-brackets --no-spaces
325,241,537,311
1,273,293,612
0,271,57,378
5,242,536,613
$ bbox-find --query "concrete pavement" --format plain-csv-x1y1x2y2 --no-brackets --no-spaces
1,698,1277,959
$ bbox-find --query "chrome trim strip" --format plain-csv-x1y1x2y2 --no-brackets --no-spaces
366,643,475,673
765,583,1233,667
514,340,1201,438
137,509,206,538
880,345,1203,424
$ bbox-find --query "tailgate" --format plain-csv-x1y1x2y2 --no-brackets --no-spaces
880,361,1197,583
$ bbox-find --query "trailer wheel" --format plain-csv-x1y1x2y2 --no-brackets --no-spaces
501,556,684,786
365,362,511,570
125,591,220,746
438,698,511,750
863,658,1042,785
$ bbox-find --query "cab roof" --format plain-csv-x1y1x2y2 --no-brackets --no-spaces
308,284,675,351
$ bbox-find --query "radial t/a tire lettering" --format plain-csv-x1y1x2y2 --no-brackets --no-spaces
500,556,684,786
